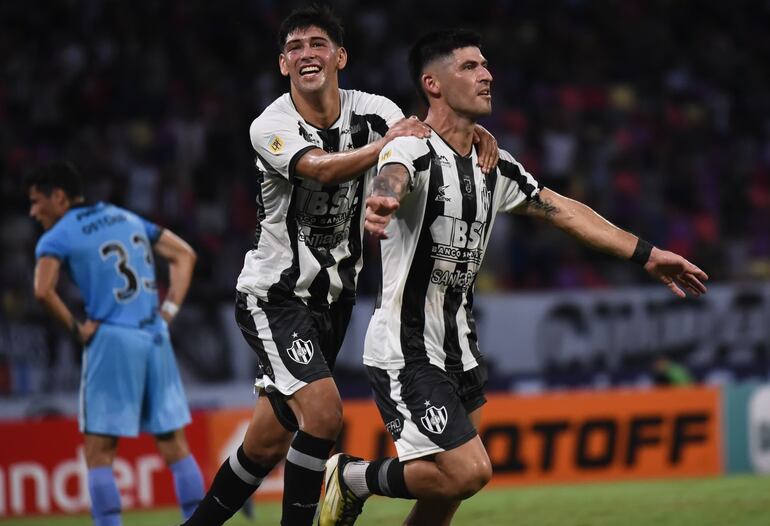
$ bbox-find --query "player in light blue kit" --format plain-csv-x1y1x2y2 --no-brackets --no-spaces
26,162,205,526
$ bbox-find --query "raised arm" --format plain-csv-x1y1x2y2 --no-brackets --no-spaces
364,163,411,239
33,256,98,344
295,118,430,185
518,187,709,297
153,229,197,322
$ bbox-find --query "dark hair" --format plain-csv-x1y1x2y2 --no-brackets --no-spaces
408,29,482,105
24,161,84,200
277,5,344,51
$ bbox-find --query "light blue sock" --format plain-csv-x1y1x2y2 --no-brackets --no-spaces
170,455,205,520
87,466,121,526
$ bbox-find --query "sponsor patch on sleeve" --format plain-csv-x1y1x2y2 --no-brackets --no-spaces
269,135,285,153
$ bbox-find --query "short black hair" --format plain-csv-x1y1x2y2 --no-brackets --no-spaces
408,29,482,105
277,5,344,51
24,161,84,200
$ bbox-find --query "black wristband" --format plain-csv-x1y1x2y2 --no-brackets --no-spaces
630,238,653,266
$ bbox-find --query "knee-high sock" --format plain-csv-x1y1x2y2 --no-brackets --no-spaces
169,454,205,519
88,466,121,526
182,445,272,526
281,431,335,526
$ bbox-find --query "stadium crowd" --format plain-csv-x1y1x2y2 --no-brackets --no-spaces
1,0,769,395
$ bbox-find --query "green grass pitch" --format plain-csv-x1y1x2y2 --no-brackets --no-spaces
4,475,770,525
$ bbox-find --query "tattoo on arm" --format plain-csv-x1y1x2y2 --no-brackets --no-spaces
371,165,409,200
530,194,559,218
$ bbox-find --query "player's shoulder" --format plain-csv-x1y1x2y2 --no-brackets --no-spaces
37,224,63,247
250,93,295,133
384,135,431,155
495,148,528,175
342,89,400,113
497,147,516,164
342,88,392,105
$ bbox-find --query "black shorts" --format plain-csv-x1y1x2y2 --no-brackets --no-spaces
235,291,353,431
366,360,488,461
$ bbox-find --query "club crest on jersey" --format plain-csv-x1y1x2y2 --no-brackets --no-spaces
435,184,451,202
421,405,448,434
286,338,314,364
269,135,285,153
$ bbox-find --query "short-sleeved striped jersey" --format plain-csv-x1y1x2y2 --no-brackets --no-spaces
236,90,403,306
35,202,164,329
364,133,541,372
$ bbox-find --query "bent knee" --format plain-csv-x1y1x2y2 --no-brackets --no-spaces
449,462,492,499
300,406,343,439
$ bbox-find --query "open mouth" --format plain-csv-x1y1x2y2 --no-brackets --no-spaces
299,65,321,76
478,88,491,97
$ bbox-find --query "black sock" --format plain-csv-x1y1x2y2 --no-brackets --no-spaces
182,445,272,526
365,457,412,498
281,431,335,526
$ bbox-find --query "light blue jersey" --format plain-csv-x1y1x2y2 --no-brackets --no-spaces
35,202,190,436
35,202,163,330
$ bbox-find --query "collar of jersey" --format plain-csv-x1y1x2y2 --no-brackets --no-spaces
289,92,343,131
426,124,476,159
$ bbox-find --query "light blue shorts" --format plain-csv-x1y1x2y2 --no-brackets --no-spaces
79,323,191,437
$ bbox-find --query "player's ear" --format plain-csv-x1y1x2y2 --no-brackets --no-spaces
336,46,348,71
278,53,290,77
423,73,440,99
52,187,68,207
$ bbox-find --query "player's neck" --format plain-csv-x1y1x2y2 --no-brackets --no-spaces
424,107,476,157
290,84,341,129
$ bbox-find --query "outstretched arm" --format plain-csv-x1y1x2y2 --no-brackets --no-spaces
518,188,709,297
153,229,197,322
295,118,430,185
33,257,98,344
364,163,411,239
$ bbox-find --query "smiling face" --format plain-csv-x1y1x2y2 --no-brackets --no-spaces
279,25,347,95
424,46,493,118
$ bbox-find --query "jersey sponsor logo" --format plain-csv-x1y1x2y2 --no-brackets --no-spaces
385,418,402,436
286,338,314,365
430,268,477,291
435,184,451,202
380,149,392,162
429,216,486,264
297,226,351,248
433,154,451,167
340,122,365,135
421,404,448,434
80,213,128,235
268,135,285,153
294,184,359,248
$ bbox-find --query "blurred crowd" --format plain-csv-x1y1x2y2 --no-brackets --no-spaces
1,0,770,394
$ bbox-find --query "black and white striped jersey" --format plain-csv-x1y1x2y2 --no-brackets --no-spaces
236,90,403,306
364,133,541,372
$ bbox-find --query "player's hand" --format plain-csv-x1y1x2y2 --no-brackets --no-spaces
644,248,709,298
77,320,100,345
473,124,499,174
384,116,431,143
365,196,400,239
